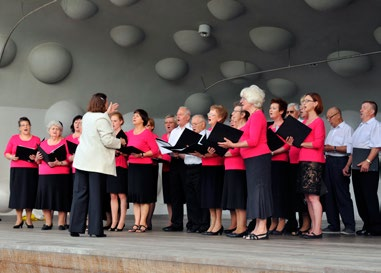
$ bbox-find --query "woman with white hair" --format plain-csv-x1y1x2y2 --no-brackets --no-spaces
35,120,71,231
219,85,273,240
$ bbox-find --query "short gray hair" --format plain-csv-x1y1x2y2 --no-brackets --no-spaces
240,85,265,108
287,102,300,111
47,120,63,132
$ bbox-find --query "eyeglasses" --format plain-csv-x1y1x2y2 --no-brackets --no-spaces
326,112,339,120
207,113,216,117
302,99,315,104
191,121,203,126
286,110,294,114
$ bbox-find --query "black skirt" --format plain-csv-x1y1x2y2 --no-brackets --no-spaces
106,167,128,194
128,163,156,203
221,170,247,210
8,167,39,209
200,165,224,209
271,161,289,218
35,174,72,212
297,161,324,195
245,154,273,219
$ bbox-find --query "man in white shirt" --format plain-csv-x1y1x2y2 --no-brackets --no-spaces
162,106,192,232
184,114,210,233
323,107,355,235
351,101,381,236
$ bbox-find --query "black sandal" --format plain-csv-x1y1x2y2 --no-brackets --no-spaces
245,232,269,240
137,225,147,233
128,224,140,232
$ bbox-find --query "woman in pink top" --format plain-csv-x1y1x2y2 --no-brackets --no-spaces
35,120,71,231
219,85,273,240
268,98,290,235
222,104,249,238
4,117,40,228
107,112,128,232
198,105,228,236
296,92,325,239
126,109,159,233
66,115,82,175
145,117,159,230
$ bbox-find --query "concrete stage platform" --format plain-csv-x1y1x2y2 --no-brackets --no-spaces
0,215,380,273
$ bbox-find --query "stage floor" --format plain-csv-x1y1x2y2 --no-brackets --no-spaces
0,215,380,273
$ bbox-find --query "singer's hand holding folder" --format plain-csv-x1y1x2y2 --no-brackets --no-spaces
15,146,37,162
267,128,285,151
119,146,144,155
352,148,379,172
208,122,243,156
37,144,67,164
276,116,311,148
159,128,202,151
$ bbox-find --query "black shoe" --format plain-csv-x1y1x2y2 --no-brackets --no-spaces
322,226,340,234
303,232,323,239
226,230,247,238
89,234,107,237
162,225,183,232
58,225,66,230
13,221,24,229
187,227,199,233
223,227,237,234
103,224,111,230
25,223,34,229
70,232,80,237
41,224,53,230
356,229,367,235
109,226,117,231
202,226,224,236
116,224,125,232
272,229,285,235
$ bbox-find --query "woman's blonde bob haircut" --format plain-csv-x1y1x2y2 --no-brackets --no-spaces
240,85,265,108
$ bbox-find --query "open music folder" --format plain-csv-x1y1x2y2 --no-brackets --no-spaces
37,144,67,164
15,146,37,162
276,116,311,148
66,140,78,154
156,128,203,153
207,122,243,156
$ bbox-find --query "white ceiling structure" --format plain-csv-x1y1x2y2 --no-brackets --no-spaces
0,0,381,118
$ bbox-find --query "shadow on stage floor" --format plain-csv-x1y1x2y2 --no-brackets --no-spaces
0,215,380,273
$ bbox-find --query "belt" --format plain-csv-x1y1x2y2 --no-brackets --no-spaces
326,155,348,158
185,164,202,167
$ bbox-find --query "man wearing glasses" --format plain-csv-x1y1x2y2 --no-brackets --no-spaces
323,107,356,235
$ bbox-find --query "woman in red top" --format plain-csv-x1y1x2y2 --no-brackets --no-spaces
268,98,290,235
4,117,40,228
219,85,273,240
126,109,159,233
296,92,325,239
35,120,71,231
198,105,228,236
222,104,249,237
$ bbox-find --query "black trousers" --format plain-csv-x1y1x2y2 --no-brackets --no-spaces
324,156,355,230
184,164,209,230
169,159,186,228
69,169,106,236
352,169,381,233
